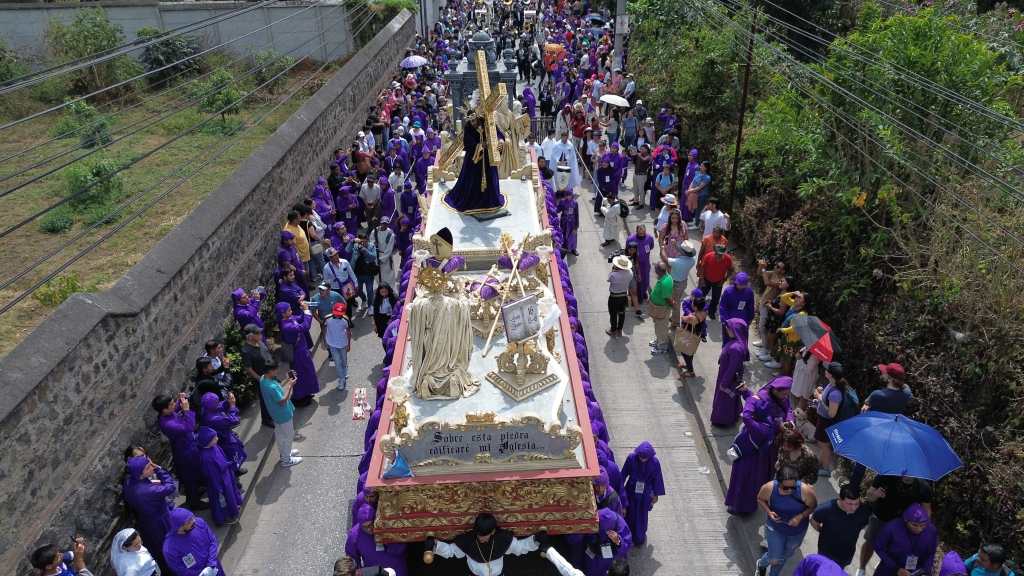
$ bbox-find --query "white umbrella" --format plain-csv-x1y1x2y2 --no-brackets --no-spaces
599,94,630,108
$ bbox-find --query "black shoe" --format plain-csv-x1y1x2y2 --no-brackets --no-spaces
756,564,767,576
187,500,210,511
237,467,249,476
571,250,579,256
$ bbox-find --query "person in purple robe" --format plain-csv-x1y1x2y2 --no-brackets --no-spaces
275,302,320,406
424,127,441,153
718,272,756,343
413,146,432,194
581,507,632,576
556,189,580,256
711,317,750,427
277,231,305,290
522,86,537,118
312,176,336,227
337,189,362,240
626,225,655,308
195,427,241,526
276,267,305,315
162,508,225,576
199,392,247,475
153,394,205,509
231,288,263,331
383,146,406,176
378,176,397,223
396,217,413,263
621,441,665,546
793,554,846,576
399,181,420,229
123,455,176,567
938,551,966,576
345,504,408,576
873,503,938,576
594,467,623,514
597,449,626,507
724,376,794,515
443,113,505,214
681,148,700,222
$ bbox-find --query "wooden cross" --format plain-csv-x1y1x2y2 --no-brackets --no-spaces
474,50,504,166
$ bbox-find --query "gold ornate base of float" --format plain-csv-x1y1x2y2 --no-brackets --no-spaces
486,371,560,402
373,477,597,543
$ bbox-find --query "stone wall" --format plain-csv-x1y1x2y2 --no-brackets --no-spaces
0,0,352,65
0,10,413,574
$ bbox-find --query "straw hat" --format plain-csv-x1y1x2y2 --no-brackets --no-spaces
662,194,678,206
612,255,633,271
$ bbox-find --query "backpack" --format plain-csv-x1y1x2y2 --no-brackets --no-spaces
835,386,861,422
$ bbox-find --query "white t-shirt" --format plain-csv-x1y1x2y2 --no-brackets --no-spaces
360,182,381,205
700,209,729,237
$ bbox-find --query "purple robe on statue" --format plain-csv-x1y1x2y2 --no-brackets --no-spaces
626,232,655,302
711,318,750,427
794,554,846,576
621,441,665,545
443,119,505,213
157,408,202,504
199,393,247,473
724,376,794,514
123,456,176,566
345,504,408,576
276,303,320,401
196,427,241,525
162,508,225,576
582,508,632,576
231,288,262,330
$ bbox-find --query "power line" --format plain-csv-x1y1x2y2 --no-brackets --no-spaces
0,0,333,133
0,3,364,190
0,0,280,96
870,0,1024,55
0,11,383,314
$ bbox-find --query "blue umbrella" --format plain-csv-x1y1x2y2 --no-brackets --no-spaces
826,411,962,481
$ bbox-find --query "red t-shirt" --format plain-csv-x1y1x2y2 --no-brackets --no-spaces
701,253,733,284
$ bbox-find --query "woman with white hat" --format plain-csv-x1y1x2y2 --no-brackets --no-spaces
606,255,634,337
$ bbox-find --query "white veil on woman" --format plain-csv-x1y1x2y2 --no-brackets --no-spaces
110,528,160,576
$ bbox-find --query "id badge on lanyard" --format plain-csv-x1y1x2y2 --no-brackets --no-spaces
634,481,645,494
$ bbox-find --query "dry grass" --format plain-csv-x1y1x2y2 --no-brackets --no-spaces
0,69,328,357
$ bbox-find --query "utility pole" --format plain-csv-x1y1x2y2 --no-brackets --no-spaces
727,11,757,213
613,0,627,70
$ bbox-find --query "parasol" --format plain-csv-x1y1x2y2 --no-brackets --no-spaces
789,314,841,362
599,94,630,108
400,55,429,69
827,412,962,480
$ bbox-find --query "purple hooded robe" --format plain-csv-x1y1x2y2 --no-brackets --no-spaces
399,183,421,229
162,508,225,576
681,150,700,221
793,554,846,576
196,426,241,525
157,407,202,505
873,504,938,576
711,318,750,427
123,456,176,566
621,441,665,545
413,150,432,194
582,508,632,576
336,188,362,234
557,192,579,253
231,288,262,330
313,176,336,227
626,231,655,303
199,392,246,473
276,302,320,401
345,504,408,576
277,231,305,283
724,376,794,514
522,86,537,118
718,273,756,329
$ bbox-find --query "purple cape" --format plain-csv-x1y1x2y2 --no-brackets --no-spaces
196,427,241,525
711,318,750,427
123,458,176,565
621,442,665,545
162,509,224,576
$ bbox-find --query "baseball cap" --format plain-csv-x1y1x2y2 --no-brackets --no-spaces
877,362,906,380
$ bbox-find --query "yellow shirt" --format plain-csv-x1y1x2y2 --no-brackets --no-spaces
283,222,310,262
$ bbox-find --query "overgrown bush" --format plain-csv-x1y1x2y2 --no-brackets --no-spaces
137,26,202,87
38,205,75,234
253,50,295,94
46,8,142,99
0,39,27,84
32,273,95,307
51,99,113,148
63,157,126,212
190,68,244,133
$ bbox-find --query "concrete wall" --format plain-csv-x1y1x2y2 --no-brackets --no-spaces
0,10,413,574
0,0,353,66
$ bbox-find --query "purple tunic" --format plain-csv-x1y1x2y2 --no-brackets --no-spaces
336,191,362,234
582,508,632,576
199,393,247,472
345,505,408,576
277,280,305,315
793,554,846,576
379,183,397,222
621,442,665,545
413,155,431,194
873,516,938,576
724,377,794,514
157,408,202,503
279,310,320,400
557,195,579,253
313,177,336,227
123,456,176,566
399,189,420,228
196,427,241,525
231,289,262,330
626,233,655,303
711,318,750,427
681,159,700,221
719,284,755,326
162,509,225,576
443,120,504,213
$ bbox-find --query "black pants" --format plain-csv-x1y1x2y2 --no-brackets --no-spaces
681,353,695,371
608,293,627,331
704,280,724,318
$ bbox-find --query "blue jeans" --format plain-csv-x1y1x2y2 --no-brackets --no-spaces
357,275,374,307
328,346,348,388
757,524,807,576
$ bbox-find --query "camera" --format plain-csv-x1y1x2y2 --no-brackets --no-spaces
606,249,624,264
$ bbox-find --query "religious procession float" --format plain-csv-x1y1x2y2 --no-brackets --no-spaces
364,49,601,555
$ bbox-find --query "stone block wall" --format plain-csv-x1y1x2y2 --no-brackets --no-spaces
0,10,413,574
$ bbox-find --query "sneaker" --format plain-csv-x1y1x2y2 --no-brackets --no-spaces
650,348,665,355
756,352,772,361
756,564,767,576
855,570,866,576
290,449,301,456
280,456,303,468
605,329,617,337
763,360,782,369
328,358,335,366
649,339,658,346
337,383,347,392
752,340,764,348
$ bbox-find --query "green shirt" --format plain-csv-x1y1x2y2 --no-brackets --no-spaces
650,274,674,306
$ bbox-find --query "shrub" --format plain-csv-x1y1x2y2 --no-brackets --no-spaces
29,77,70,105
62,157,126,210
253,50,295,94
32,273,94,307
38,205,75,234
51,99,113,148
190,68,244,130
0,39,27,84
136,26,201,87
46,8,143,98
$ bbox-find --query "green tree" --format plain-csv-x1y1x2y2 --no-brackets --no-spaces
136,26,201,86
253,50,296,94
46,8,142,98
51,99,113,148
191,68,244,130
